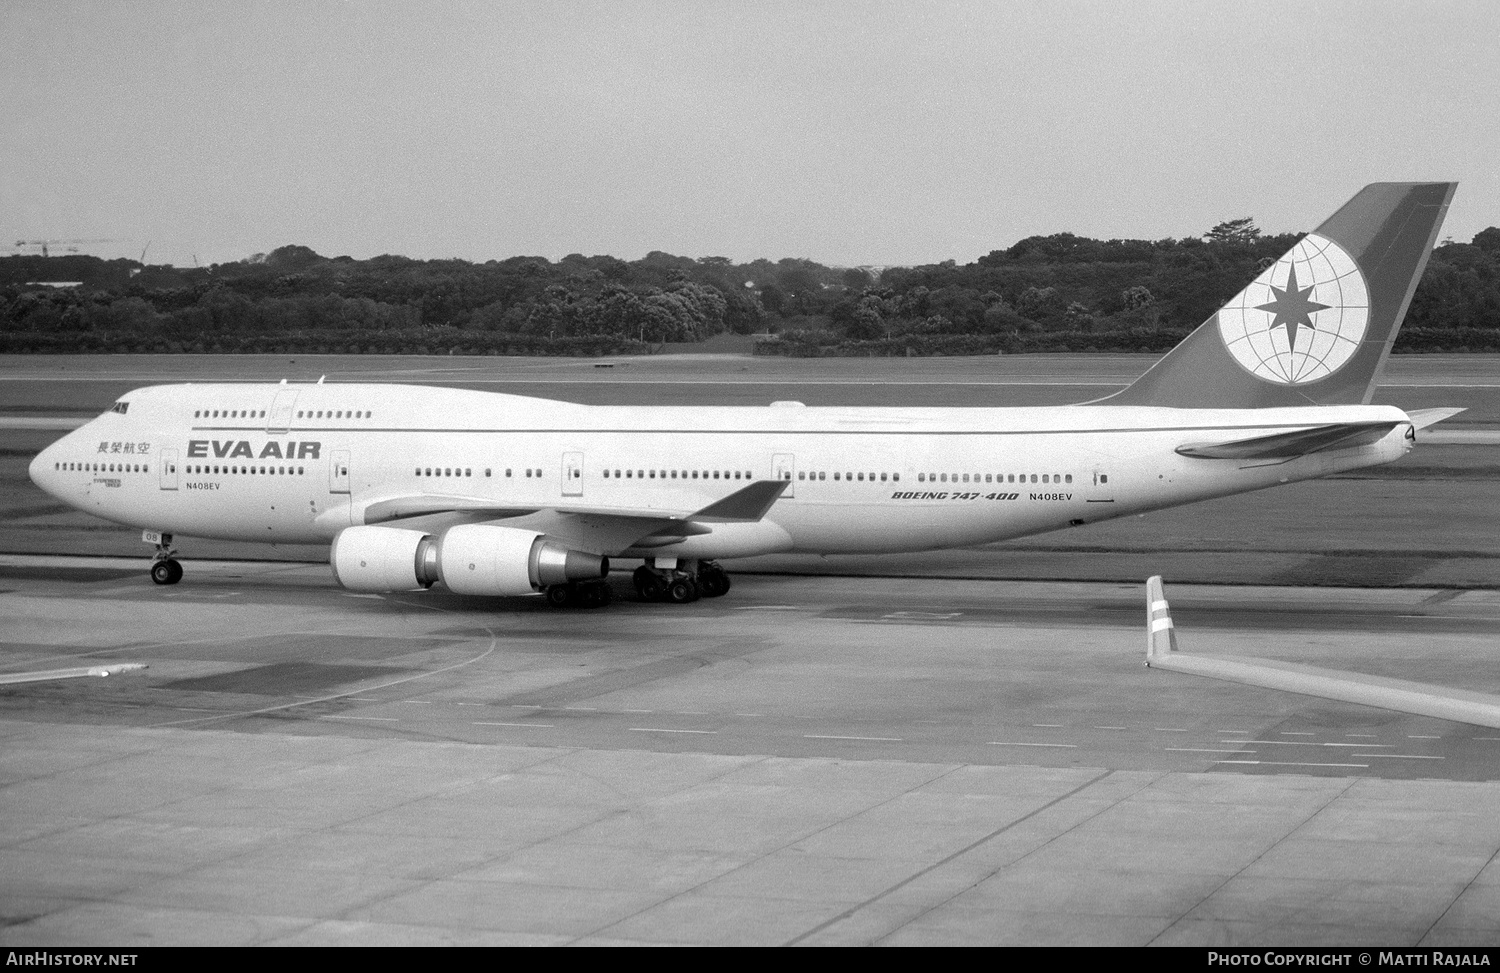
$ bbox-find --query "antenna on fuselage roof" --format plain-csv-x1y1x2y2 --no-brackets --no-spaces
278,379,287,385
318,375,325,384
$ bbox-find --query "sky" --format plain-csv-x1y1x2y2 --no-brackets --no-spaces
4,0,1498,268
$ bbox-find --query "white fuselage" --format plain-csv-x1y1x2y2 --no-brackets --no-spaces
29,382,1415,559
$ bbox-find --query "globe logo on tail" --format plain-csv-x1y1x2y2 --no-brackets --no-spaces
1217,233,1369,384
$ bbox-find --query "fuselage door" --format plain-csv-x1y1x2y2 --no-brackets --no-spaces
1088,466,1115,504
562,451,584,497
159,448,178,491
268,389,298,434
330,449,350,494
772,452,795,498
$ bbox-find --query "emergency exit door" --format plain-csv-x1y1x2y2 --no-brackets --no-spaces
268,389,298,434
772,452,795,498
562,452,584,497
330,450,350,494
159,448,178,491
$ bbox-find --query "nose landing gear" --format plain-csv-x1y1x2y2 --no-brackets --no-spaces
146,531,182,585
150,559,183,585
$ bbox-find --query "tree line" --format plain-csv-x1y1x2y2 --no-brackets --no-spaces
2,221,1497,355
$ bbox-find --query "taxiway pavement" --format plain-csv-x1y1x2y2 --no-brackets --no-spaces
4,561,1500,945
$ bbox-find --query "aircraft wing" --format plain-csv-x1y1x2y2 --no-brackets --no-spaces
351,480,791,553
0,664,147,685
1174,421,1401,460
1144,576,1500,729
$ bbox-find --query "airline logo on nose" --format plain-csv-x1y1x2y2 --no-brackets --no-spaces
1217,234,1370,385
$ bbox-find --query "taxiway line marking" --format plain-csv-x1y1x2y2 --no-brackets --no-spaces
1155,728,1189,732
805,734,902,742
1216,760,1369,768
320,715,398,722
1165,748,1255,754
1032,724,1064,728
473,722,554,729
1094,725,1126,730
989,741,1078,749
151,633,500,731
629,728,717,734
1354,753,1445,760
1222,740,1393,748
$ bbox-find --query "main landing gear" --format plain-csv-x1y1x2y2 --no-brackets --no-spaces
541,558,732,610
543,579,613,609
147,532,183,586
631,559,731,605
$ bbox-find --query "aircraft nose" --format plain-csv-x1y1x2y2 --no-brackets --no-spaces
29,440,63,500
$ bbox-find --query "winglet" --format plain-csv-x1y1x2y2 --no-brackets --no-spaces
690,480,790,523
1145,575,1178,665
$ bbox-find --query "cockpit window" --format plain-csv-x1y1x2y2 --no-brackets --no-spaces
109,401,129,415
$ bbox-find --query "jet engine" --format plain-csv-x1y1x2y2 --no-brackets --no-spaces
330,524,609,596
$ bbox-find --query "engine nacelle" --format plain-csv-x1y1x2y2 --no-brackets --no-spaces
330,525,430,592
330,524,609,596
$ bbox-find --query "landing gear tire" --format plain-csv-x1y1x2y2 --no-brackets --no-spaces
697,564,730,598
634,566,666,602
575,581,613,608
150,559,183,586
666,578,698,604
548,580,614,609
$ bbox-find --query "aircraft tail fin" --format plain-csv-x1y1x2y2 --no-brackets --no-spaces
1100,182,1456,409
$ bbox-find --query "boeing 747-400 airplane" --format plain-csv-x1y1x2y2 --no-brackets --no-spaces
29,183,1462,607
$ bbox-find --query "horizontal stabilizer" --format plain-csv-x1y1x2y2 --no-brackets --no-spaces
1144,577,1500,729
1175,421,1398,460
1407,407,1466,431
690,480,790,523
